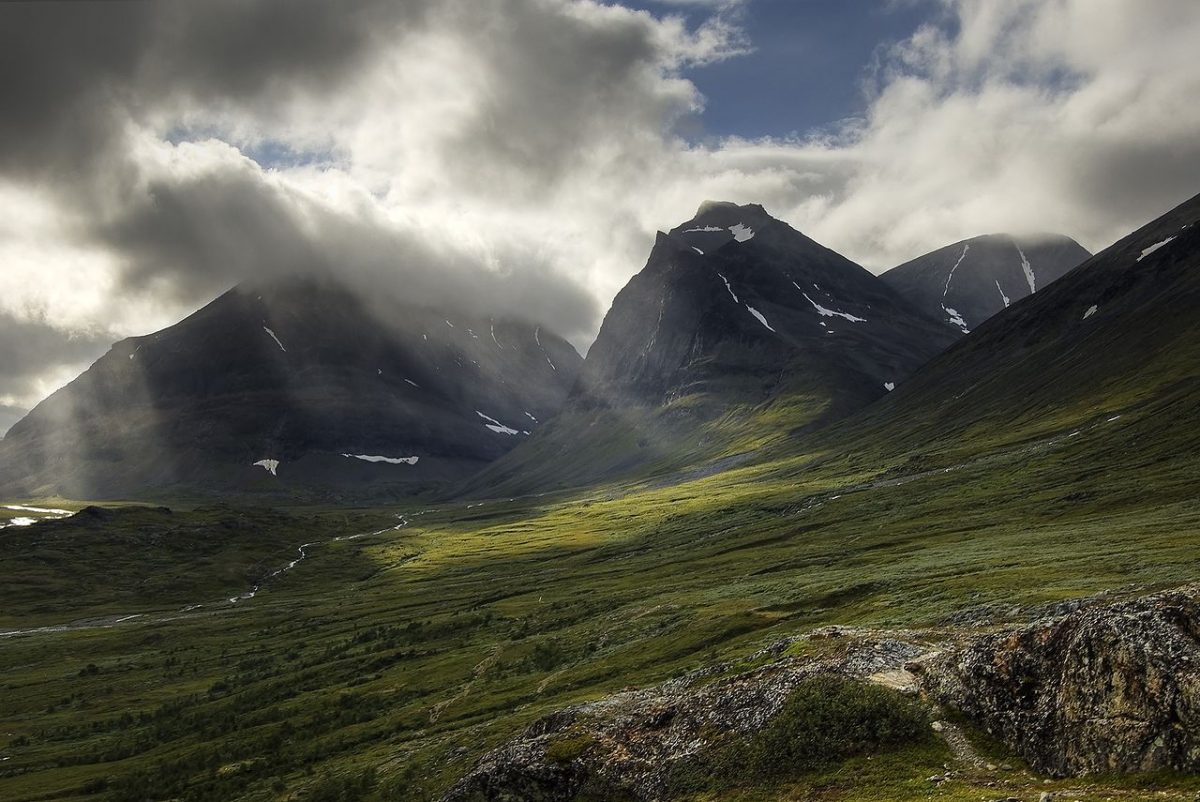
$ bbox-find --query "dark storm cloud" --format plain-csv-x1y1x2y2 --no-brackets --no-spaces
0,0,608,351
0,312,112,424
0,0,418,182
94,156,599,335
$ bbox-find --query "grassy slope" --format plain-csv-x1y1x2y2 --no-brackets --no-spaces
2,377,1199,801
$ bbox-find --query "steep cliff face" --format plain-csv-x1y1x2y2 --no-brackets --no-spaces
918,585,1200,777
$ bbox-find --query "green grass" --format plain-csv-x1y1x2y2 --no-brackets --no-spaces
3,377,1200,801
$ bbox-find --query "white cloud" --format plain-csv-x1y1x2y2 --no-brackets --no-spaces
1,0,1199,413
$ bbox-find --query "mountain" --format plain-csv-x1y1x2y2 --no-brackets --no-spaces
463,202,960,494
842,191,1200,458
881,233,1091,334
0,277,581,499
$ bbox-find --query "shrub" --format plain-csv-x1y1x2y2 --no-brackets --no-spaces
545,732,596,765
671,674,932,792
741,674,930,777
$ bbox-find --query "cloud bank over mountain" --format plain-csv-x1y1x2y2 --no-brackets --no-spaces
2,0,1199,425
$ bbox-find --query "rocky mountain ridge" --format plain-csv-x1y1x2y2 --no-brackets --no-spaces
462,201,961,496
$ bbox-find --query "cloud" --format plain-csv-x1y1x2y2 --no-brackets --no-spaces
0,312,111,417
1,0,1198,420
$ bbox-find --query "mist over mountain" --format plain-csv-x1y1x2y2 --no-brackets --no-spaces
0,276,580,500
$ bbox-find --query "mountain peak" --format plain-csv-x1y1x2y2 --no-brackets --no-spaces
882,232,1091,333
694,200,769,218
684,200,775,231
668,201,782,255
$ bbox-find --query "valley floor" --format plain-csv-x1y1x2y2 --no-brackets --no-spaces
2,396,1199,801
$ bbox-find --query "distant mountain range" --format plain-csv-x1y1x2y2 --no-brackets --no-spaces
0,198,1120,501
881,233,1091,333
0,278,580,499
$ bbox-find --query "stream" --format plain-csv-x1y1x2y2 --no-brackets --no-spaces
0,512,422,639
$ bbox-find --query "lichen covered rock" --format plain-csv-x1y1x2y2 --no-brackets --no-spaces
442,634,928,801
918,585,1200,776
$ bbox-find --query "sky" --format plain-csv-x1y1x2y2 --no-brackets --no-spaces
2,0,1200,434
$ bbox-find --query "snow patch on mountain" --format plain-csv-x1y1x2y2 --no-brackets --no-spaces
1016,243,1036,293
262,326,286,353
943,306,969,333
476,411,519,436
730,223,755,242
1138,236,1176,261
746,306,775,332
996,281,1011,308
800,289,866,323
341,454,419,465
717,273,739,303
943,243,969,297
253,459,280,476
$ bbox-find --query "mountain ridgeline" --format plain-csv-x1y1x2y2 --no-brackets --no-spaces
0,278,581,499
845,190,1200,455
464,202,964,495
585,202,961,408
0,201,1097,501
881,233,1091,334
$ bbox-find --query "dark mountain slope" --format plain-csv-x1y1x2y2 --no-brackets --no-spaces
0,277,581,499
462,202,960,495
882,233,1090,333
836,191,1200,461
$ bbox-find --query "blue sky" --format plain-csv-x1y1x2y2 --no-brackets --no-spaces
630,0,943,139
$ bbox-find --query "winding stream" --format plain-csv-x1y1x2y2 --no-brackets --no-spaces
0,512,423,639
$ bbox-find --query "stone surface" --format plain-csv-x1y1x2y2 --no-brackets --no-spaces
442,633,929,801
443,584,1200,800
917,584,1200,777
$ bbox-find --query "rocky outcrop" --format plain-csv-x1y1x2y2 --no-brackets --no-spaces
442,633,930,802
917,584,1200,777
443,585,1200,800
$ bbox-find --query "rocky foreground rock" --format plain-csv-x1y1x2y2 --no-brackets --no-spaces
918,584,1200,777
442,632,928,801
443,584,1200,800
